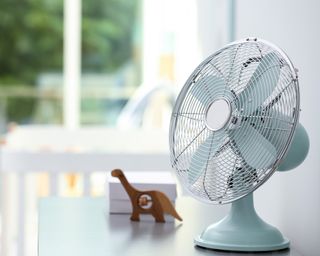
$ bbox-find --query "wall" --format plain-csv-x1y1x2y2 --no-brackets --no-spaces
234,1,320,255
196,0,229,58
194,1,320,255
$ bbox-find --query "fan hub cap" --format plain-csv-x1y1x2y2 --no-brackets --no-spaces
205,98,231,131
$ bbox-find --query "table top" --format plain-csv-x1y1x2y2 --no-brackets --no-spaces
38,197,302,256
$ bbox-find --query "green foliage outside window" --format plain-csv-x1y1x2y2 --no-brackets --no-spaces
0,0,139,124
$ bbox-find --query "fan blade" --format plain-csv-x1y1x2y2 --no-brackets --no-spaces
255,109,293,152
188,131,224,184
237,53,281,115
230,123,277,169
190,75,227,106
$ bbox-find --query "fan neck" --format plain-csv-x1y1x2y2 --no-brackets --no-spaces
228,193,262,225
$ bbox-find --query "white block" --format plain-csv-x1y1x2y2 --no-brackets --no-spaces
109,199,175,213
109,200,175,222
108,171,177,216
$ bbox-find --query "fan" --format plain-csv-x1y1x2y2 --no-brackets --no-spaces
169,38,309,251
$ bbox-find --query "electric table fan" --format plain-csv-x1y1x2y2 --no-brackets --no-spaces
169,38,309,251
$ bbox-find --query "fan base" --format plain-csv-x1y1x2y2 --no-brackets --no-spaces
194,193,290,252
195,236,289,252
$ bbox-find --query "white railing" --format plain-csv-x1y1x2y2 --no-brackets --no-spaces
0,126,170,256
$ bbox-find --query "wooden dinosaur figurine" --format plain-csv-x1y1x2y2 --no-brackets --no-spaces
111,169,182,223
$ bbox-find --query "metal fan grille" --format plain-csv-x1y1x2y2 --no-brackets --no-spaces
169,38,299,204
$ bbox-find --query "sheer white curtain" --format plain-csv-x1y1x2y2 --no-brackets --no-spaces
142,0,229,89
142,0,200,88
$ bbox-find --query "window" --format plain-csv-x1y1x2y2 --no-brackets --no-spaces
0,2,230,256
0,0,211,132
0,0,144,129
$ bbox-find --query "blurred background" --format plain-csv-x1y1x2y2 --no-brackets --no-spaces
0,0,319,256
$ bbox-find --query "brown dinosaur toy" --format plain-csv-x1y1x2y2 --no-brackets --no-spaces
111,169,182,223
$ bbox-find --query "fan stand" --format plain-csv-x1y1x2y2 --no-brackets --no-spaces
194,193,289,252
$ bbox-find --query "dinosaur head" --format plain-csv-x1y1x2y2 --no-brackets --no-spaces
111,169,124,177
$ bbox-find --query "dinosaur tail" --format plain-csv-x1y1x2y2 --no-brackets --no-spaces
155,191,183,221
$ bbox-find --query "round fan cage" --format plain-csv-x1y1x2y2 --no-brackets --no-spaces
169,38,299,204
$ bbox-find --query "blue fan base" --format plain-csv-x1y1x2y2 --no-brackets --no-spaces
194,193,290,252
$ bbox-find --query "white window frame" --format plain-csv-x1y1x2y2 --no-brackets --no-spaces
63,0,81,130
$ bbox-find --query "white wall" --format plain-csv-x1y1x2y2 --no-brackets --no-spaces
181,1,319,254
234,1,320,255
196,0,229,58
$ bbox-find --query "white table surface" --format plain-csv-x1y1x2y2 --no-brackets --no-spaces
38,196,303,256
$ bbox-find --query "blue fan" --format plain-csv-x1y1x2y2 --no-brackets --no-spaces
169,38,309,251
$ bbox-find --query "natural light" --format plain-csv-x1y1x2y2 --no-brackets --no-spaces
9,1,320,256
